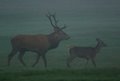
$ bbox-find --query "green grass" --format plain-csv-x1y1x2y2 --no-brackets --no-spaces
0,68,120,81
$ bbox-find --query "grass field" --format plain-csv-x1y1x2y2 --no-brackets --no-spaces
0,33,120,81
0,68,120,81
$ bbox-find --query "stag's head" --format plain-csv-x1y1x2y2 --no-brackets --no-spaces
46,13,70,40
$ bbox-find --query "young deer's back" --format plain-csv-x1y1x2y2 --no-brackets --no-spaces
67,38,107,67
69,46,96,58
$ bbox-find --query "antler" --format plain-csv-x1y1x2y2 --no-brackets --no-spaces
46,12,56,28
61,24,67,30
46,12,59,28
46,12,67,31
51,13,59,27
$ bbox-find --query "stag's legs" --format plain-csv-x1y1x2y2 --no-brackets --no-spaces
8,49,18,66
32,53,41,67
42,55,47,68
67,56,76,68
91,59,96,67
18,51,26,66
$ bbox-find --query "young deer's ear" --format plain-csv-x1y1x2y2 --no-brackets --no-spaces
96,38,99,41
96,38,102,42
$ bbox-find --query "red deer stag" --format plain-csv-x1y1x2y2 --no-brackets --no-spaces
8,13,70,67
67,38,106,67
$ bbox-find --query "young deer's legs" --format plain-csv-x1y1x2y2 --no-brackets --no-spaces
18,51,26,66
67,56,76,68
91,59,96,67
84,58,89,66
8,49,18,66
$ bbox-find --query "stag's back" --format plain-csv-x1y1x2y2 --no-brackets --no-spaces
11,35,50,50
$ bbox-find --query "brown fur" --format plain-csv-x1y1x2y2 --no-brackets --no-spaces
8,13,70,67
67,38,106,67
11,35,50,51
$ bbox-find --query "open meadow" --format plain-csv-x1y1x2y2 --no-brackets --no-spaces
0,68,120,81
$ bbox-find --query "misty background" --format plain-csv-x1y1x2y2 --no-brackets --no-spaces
0,0,120,68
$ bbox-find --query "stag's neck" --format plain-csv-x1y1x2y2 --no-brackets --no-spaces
47,33,61,49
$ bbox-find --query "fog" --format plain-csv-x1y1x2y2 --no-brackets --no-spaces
0,0,120,36
1,0,120,11
0,0,120,68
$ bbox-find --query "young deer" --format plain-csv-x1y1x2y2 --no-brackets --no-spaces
67,38,106,67
8,13,70,67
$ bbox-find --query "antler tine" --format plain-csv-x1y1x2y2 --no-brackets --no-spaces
46,12,56,27
51,13,59,26
61,24,67,30
46,12,55,18
55,24,67,32
46,12,51,18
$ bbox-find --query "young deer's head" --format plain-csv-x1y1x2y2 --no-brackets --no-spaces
96,38,107,48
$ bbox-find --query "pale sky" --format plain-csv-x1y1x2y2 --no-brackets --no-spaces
0,0,120,13
0,0,120,36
